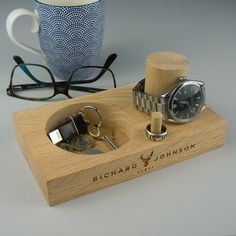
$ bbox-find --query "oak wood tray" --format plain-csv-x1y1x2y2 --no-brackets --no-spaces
13,85,228,206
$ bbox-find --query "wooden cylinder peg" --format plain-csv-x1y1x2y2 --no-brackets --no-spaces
144,51,189,96
151,112,163,134
145,111,167,141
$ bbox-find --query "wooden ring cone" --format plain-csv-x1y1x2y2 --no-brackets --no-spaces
145,112,167,141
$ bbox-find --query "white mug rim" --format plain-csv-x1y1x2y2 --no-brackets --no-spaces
35,0,101,7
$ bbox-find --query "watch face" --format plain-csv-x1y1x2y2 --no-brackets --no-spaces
169,82,205,122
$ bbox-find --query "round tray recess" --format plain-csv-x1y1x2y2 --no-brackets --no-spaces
46,102,132,154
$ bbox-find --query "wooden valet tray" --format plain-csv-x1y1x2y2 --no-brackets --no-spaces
13,85,228,206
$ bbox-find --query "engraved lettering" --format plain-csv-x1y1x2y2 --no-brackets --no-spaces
118,168,124,174
132,164,137,169
93,177,98,182
104,173,110,178
166,152,172,157
173,150,178,155
160,154,165,159
184,146,189,151
92,144,196,182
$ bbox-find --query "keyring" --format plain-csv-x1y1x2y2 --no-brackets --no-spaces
87,124,101,138
80,105,102,127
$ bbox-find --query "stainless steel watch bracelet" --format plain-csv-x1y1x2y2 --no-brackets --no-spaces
132,79,166,115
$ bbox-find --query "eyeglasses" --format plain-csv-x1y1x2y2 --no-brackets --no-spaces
6,54,117,101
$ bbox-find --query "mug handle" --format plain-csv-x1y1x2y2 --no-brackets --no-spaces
6,8,44,57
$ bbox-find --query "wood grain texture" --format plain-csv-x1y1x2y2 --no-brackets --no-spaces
151,112,163,134
144,51,189,96
13,84,228,206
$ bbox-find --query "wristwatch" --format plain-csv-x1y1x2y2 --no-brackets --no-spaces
132,77,206,123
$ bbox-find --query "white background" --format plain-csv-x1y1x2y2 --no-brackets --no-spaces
0,0,235,235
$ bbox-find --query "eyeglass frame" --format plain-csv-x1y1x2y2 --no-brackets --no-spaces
6,54,117,101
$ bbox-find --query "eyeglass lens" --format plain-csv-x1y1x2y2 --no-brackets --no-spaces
11,64,115,100
12,64,54,99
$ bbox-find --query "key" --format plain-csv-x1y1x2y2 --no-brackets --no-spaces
99,132,118,150
88,124,119,150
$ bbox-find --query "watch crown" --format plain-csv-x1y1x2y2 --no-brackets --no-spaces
179,76,187,82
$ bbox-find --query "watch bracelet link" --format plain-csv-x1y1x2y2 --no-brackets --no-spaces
132,79,167,116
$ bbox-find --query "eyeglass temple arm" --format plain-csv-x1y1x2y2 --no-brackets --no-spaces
100,53,117,87
11,82,105,94
104,53,117,69
13,56,48,85
72,54,117,85
11,83,53,92
68,85,105,93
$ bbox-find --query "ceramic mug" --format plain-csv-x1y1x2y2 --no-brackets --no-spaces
6,0,105,80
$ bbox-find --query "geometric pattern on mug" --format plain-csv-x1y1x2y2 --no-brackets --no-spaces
35,0,105,80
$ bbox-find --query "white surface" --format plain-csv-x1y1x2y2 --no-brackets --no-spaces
0,0,235,235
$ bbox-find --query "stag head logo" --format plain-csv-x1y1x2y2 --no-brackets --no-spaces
140,151,154,167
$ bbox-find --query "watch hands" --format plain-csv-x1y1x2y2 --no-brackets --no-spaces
186,101,193,113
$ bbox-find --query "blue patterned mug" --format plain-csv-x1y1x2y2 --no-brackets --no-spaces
6,0,105,80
